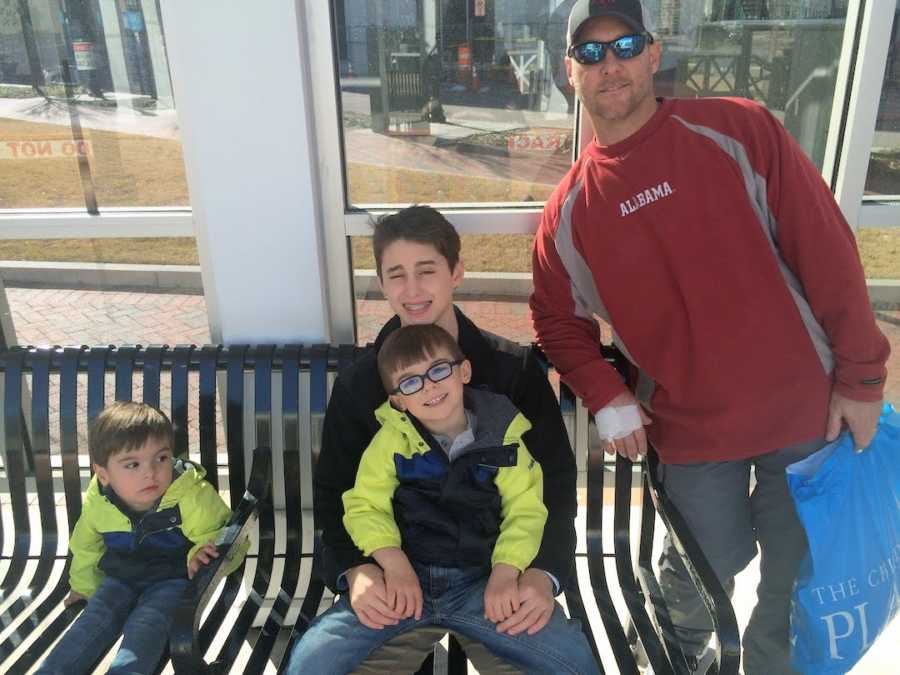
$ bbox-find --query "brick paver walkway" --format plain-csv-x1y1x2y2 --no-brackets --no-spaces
6,287,899,403
7,287,211,346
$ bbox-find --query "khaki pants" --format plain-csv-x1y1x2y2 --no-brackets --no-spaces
351,626,522,674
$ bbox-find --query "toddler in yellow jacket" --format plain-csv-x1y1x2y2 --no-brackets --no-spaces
37,401,245,675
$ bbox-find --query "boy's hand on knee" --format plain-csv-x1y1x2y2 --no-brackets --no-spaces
495,568,554,636
373,547,423,621
64,591,86,607
484,563,521,625
188,541,220,579
347,563,403,629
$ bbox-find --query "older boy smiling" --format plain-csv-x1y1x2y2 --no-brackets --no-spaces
313,206,579,672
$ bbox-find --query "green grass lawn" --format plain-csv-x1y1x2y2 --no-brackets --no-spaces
1,117,898,279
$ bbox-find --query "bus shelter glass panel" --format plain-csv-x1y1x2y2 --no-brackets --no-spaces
865,1,900,199
655,0,849,171
336,0,578,207
0,0,188,209
0,1,203,349
337,2,853,212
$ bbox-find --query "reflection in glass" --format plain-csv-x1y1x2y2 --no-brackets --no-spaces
865,2,900,198
0,0,188,209
655,0,847,170
336,1,853,207
337,0,577,207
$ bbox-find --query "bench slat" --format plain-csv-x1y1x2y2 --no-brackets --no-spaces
610,453,657,674
211,348,280,667
172,446,271,674
1,349,30,603
86,346,108,427
198,345,221,486
634,475,686,670
171,345,193,458
141,345,164,409
225,346,247,504
60,347,84,526
645,452,742,673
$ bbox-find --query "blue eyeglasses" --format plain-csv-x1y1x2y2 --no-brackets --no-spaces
568,34,652,65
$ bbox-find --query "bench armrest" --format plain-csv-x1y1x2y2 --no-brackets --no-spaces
170,446,272,674
644,450,741,675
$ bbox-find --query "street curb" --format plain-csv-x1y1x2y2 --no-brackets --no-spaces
0,261,898,307
0,261,203,293
869,279,900,309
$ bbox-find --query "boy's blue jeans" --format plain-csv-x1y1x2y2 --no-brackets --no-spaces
286,562,599,675
36,575,189,675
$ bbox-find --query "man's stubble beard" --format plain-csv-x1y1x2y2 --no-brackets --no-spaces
582,76,653,124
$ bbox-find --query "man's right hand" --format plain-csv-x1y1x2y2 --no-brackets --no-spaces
346,563,404,630
597,391,652,461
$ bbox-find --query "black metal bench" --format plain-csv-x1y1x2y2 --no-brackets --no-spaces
0,344,739,674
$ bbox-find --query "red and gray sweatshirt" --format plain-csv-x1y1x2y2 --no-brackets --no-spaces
531,97,889,464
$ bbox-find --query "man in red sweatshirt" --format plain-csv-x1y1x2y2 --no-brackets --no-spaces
530,1,890,673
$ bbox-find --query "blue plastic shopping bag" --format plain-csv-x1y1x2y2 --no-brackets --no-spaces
786,404,900,674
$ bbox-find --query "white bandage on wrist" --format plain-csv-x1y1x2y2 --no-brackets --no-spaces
594,405,643,441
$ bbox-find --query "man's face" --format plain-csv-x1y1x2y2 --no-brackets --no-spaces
95,436,174,512
566,16,660,133
378,239,463,334
388,348,471,432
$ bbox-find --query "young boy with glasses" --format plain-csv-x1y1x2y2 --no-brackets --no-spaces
287,324,598,675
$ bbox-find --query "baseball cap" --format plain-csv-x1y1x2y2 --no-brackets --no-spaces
567,0,647,46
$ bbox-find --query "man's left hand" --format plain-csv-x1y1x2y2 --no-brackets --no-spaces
494,568,554,636
826,391,882,451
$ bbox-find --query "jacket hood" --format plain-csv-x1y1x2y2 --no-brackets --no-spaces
375,387,529,454
89,459,208,512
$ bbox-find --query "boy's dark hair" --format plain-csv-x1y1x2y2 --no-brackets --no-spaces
372,205,461,279
377,324,465,392
89,401,175,467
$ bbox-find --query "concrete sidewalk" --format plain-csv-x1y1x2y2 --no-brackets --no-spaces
0,96,179,140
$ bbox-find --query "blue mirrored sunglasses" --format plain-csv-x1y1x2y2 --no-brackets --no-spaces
391,359,463,396
568,34,652,65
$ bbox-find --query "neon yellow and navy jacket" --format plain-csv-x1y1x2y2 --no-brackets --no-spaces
343,387,547,571
68,459,243,597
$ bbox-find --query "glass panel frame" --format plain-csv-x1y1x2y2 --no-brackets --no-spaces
863,0,900,201
830,0,897,225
